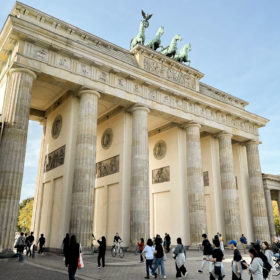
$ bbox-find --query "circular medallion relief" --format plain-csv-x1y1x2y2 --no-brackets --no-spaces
51,115,62,139
101,128,113,149
153,140,167,160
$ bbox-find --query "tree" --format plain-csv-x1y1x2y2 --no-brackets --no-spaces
272,200,280,236
17,197,34,234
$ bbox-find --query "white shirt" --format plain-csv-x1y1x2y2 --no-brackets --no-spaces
142,245,155,260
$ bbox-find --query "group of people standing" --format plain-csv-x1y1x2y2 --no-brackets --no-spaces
198,233,280,280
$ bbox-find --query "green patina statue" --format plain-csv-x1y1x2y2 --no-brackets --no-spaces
145,26,164,51
174,43,191,65
160,34,182,58
130,10,152,49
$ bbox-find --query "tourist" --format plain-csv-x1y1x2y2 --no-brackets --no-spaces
219,233,224,252
62,233,70,266
207,239,225,280
66,235,80,280
152,237,166,279
173,237,187,278
38,233,46,254
262,241,274,280
228,240,242,280
26,232,34,257
253,242,271,279
137,238,145,263
198,233,213,273
271,237,280,258
142,238,155,279
97,236,106,268
243,247,263,280
113,232,122,243
15,232,26,262
164,233,171,253
240,234,248,254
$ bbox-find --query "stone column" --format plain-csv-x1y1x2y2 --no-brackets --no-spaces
70,89,100,248
185,123,207,244
264,189,276,240
130,104,150,245
246,140,270,241
218,132,241,241
0,68,36,253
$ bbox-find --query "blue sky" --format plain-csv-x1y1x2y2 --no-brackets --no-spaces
0,0,279,201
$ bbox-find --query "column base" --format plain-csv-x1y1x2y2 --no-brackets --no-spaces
0,249,17,259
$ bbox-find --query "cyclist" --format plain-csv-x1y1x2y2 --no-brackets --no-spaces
113,233,122,253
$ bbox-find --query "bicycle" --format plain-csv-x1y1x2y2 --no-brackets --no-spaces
111,241,124,258
272,257,280,276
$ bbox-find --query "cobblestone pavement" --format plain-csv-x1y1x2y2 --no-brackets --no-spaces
0,250,278,280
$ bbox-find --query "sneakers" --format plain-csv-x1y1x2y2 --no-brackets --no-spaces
183,272,188,278
153,272,157,279
144,277,150,279
198,270,203,273
163,276,167,279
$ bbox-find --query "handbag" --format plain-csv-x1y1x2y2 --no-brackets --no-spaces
241,260,248,270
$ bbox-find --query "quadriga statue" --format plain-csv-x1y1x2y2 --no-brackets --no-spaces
130,10,152,49
174,43,191,65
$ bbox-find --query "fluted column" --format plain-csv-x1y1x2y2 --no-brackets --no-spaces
264,189,276,240
130,104,150,245
70,89,100,247
246,140,270,241
185,123,207,244
0,68,36,253
218,132,241,241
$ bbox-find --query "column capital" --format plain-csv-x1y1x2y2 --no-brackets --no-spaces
129,104,150,113
9,67,37,80
217,131,232,139
77,88,100,98
183,121,201,129
245,139,261,146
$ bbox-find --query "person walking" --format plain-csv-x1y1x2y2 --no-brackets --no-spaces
66,235,80,280
173,237,187,278
142,238,155,279
152,237,166,279
198,234,213,273
219,234,224,252
262,241,274,280
97,236,106,268
15,232,26,262
38,233,46,255
62,233,70,266
138,238,145,263
243,248,263,280
253,242,271,279
164,233,171,253
26,232,34,257
240,234,248,254
207,239,225,280
228,240,242,280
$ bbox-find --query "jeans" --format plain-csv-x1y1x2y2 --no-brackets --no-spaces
26,245,32,256
201,255,211,272
146,259,153,277
140,250,144,262
98,253,105,267
152,257,166,276
274,253,280,258
68,265,77,280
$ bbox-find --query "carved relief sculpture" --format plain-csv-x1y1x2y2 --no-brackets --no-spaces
96,155,120,178
101,128,113,149
51,115,62,139
44,145,66,172
152,166,170,184
153,140,167,160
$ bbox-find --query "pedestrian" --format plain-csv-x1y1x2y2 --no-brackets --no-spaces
97,236,106,268
66,235,80,280
138,238,145,263
15,232,26,262
142,238,155,279
271,237,280,258
198,233,213,273
262,241,274,280
207,239,225,280
228,240,242,280
173,237,187,278
152,237,166,279
219,234,224,252
243,247,263,280
26,232,34,257
164,233,171,253
253,242,271,279
240,234,248,254
63,233,70,266
38,233,46,254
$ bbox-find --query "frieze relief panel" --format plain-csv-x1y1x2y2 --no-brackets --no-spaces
96,155,119,178
23,42,259,136
44,145,66,172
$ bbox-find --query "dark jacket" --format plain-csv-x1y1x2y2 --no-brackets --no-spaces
98,240,106,254
66,243,80,268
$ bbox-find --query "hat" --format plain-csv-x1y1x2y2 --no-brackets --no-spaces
228,240,237,246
